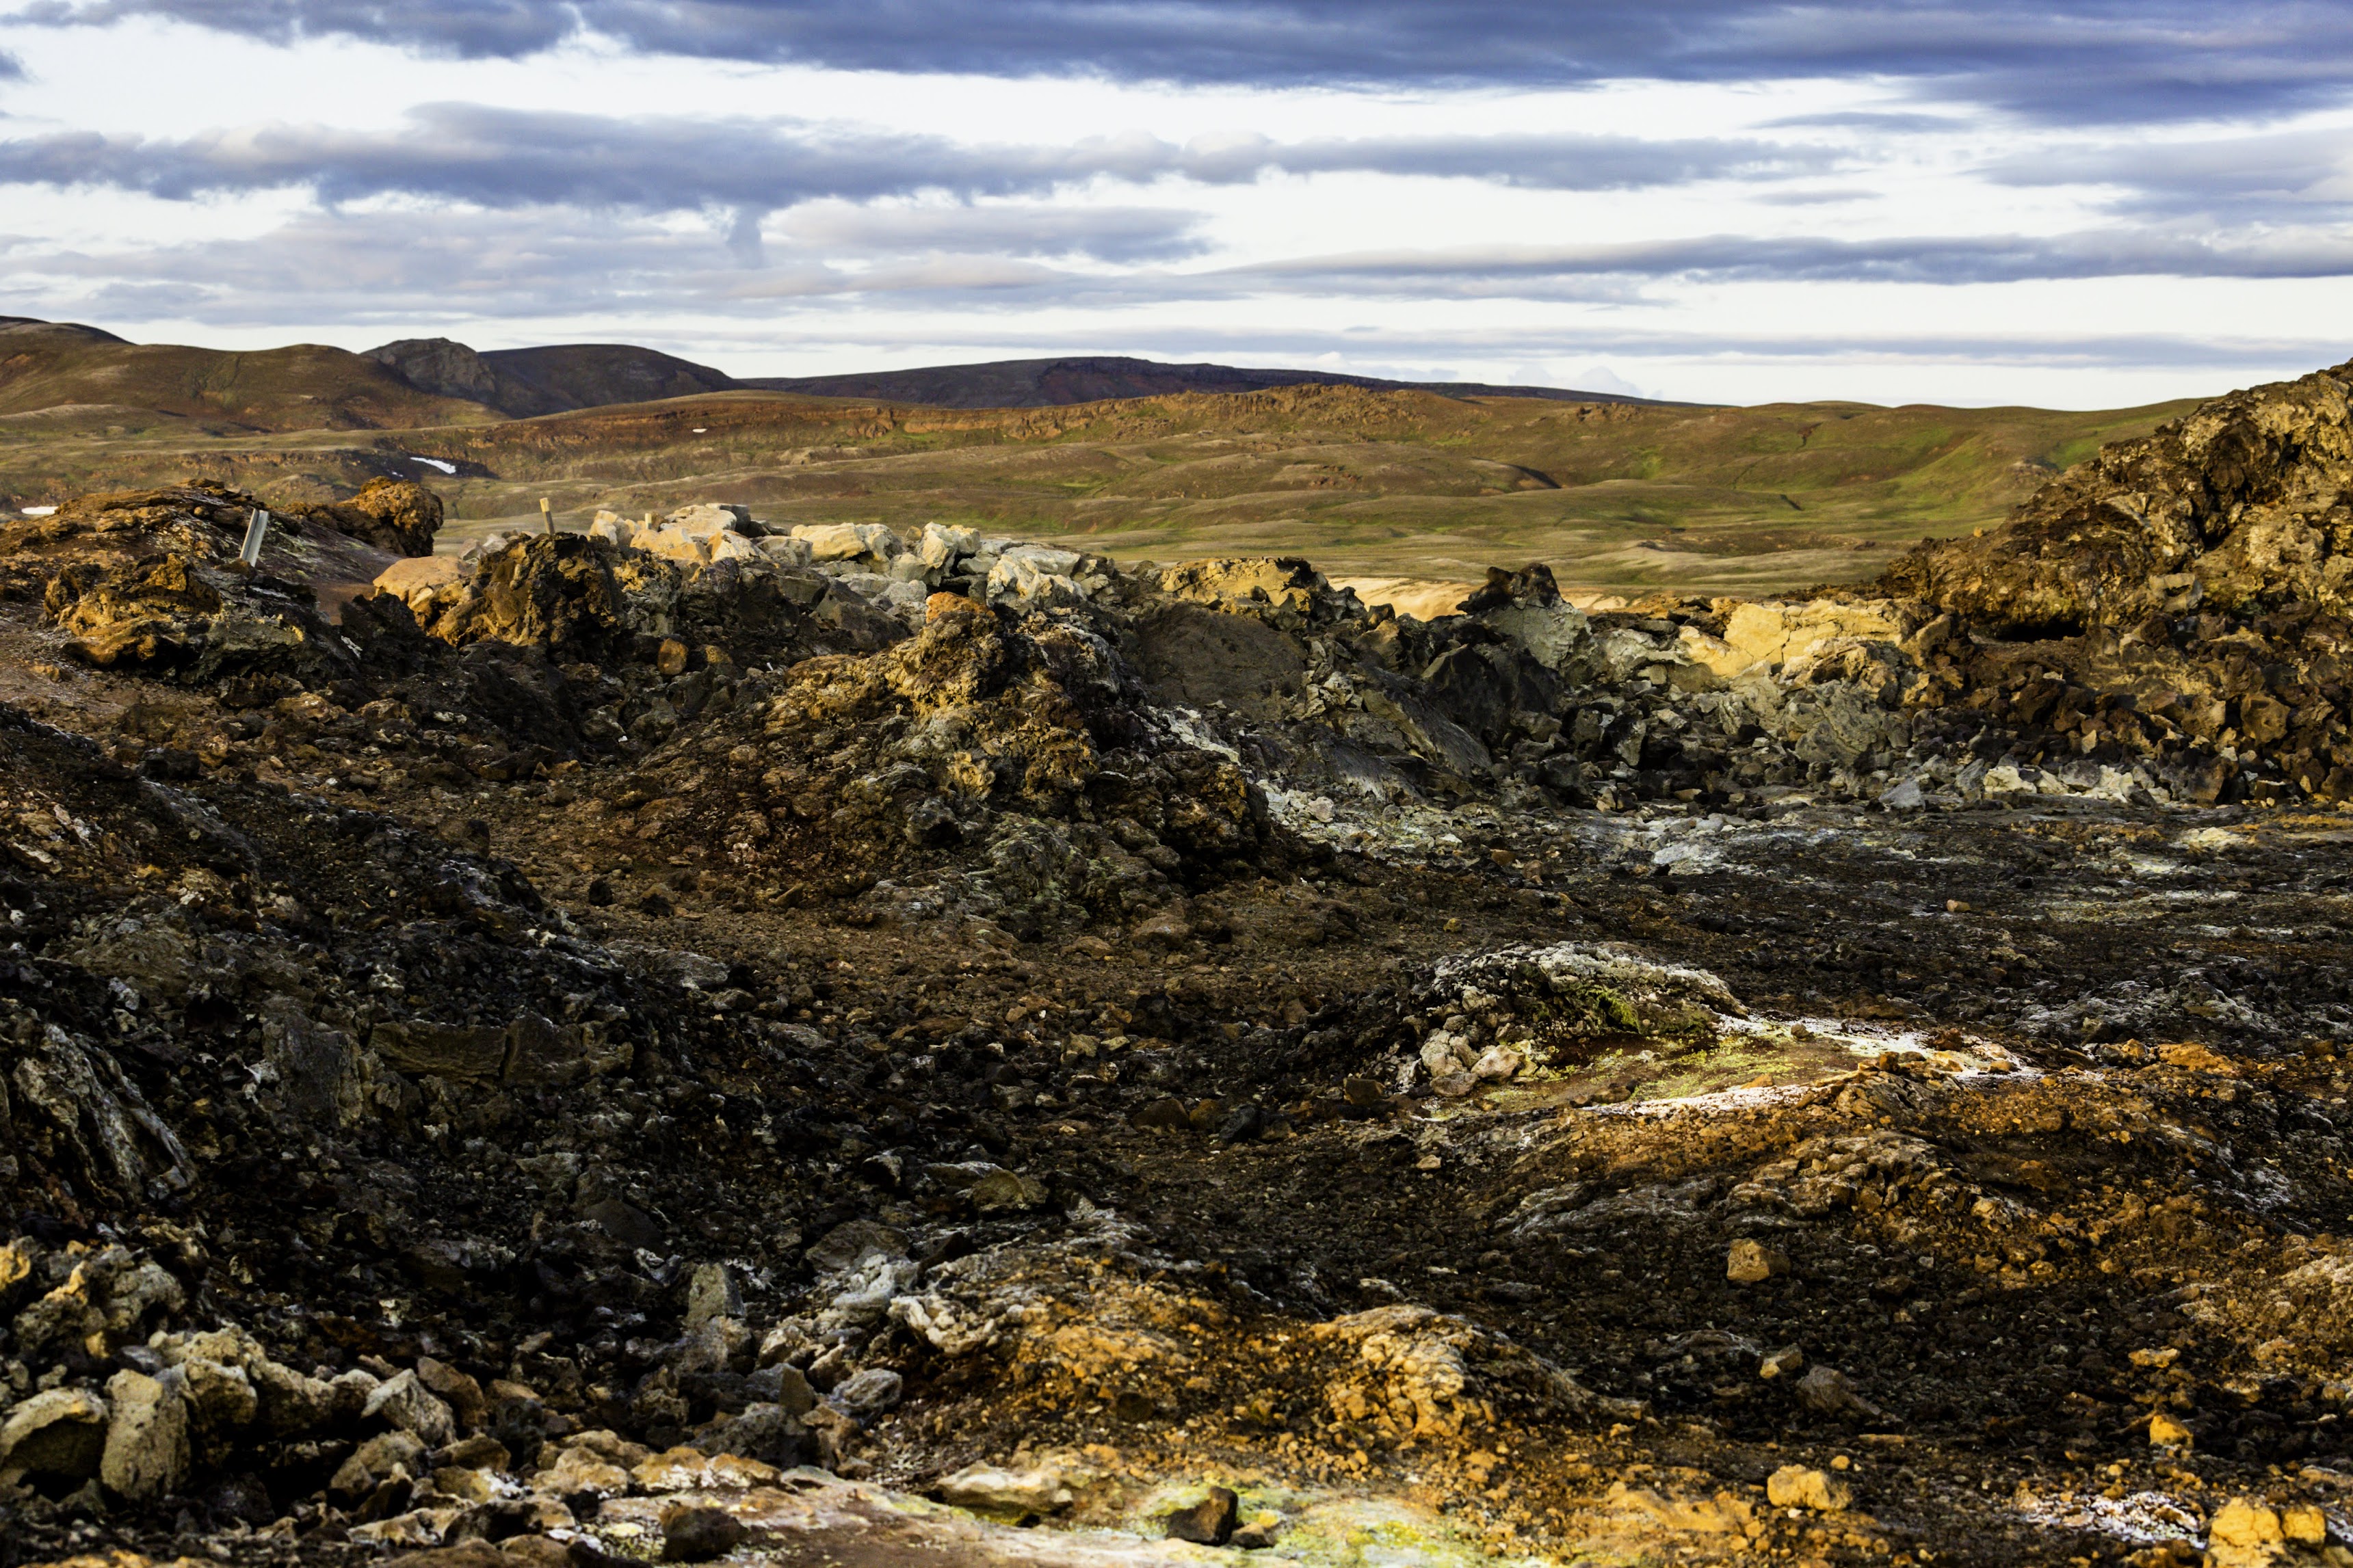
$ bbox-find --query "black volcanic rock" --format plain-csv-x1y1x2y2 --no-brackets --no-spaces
1882,358,2353,636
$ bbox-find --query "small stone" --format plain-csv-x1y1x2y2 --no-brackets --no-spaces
1217,1103,1268,1143
101,1368,190,1500
656,638,690,676
685,1262,744,1330
2207,1499,2283,1549
1765,1464,1852,1513
1726,1239,1791,1284
1791,1364,1876,1419
330,1430,428,1502
1471,1046,1523,1081
1341,1077,1386,1108
436,1433,512,1471
660,1500,749,1561
1759,1345,1806,1380
938,1461,1075,1514
415,1356,486,1430
828,1368,902,1420
1879,778,1925,810
1165,1485,1239,1545
1231,1512,1283,1549
2147,1410,2193,1448
1132,1098,1192,1130
0,1386,109,1483
365,1368,458,1447
2281,1503,2327,1544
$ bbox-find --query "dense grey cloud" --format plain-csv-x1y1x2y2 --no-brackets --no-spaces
1984,129,2353,219
1104,323,2343,376
20,1,2353,124
1,207,772,327
14,200,2348,341
1231,229,2353,289
0,107,1819,219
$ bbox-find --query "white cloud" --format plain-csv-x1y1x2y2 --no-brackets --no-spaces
0,9,2348,406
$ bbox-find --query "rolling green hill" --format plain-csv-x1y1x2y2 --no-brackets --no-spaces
0,317,2198,596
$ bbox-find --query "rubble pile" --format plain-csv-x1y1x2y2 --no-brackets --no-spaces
1878,357,2353,806
10,362,2353,1566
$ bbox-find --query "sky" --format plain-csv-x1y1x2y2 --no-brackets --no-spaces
1,2,2351,407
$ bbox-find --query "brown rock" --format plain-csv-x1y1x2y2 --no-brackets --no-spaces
416,1356,488,1430
101,1367,191,1500
660,1500,750,1561
325,478,445,557
371,1020,510,1082
1164,1485,1239,1545
0,1387,109,1483
1766,1465,1852,1513
1726,1240,1790,1284
431,533,631,656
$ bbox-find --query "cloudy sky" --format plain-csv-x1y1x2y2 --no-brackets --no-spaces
2,1,2350,406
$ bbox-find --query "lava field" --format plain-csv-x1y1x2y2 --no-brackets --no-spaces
8,364,2353,1567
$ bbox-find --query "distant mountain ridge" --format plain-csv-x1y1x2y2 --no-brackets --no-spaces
737,354,1674,409
365,336,1668,416
0,315,1675,432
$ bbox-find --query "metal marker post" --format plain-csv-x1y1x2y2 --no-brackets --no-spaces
540,496,554,535
239,508,270,567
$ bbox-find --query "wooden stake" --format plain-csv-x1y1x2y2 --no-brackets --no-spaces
540,496,554,535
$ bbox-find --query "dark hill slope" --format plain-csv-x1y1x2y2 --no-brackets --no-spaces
740,353,1675,408
364,337,1670,414
365,337,735,418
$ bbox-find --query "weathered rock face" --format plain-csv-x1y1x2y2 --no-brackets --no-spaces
304,477,445,558
1828,362,2353,804
426,533,633,657
10,483,429,685
1885,360,2353,635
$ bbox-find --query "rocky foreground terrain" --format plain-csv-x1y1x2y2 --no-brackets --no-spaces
7,362,2353,1568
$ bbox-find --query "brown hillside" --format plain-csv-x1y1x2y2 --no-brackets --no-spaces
0,319,497,434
